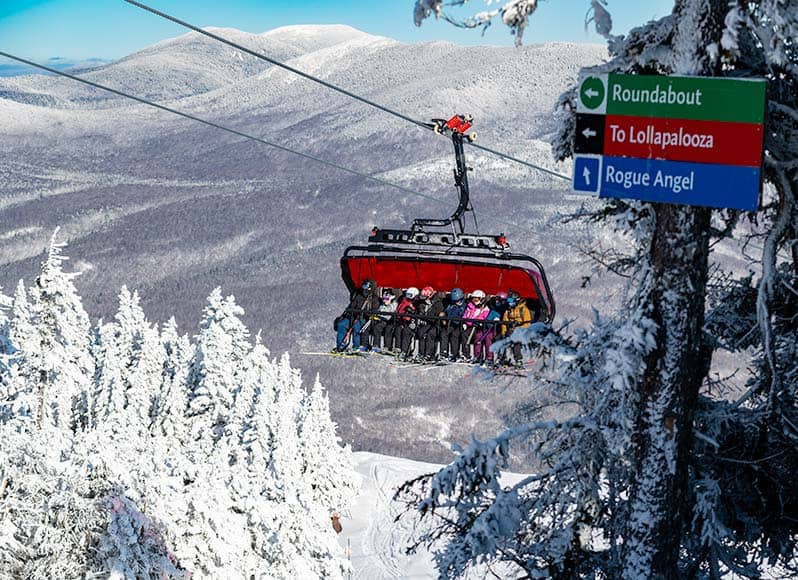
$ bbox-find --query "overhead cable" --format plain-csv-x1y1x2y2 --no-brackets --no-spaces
0,51,539,234
124,0,573,182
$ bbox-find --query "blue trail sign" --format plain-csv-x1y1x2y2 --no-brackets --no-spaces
573,156,761,211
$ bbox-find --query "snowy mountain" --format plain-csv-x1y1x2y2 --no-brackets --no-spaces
0,25,608,462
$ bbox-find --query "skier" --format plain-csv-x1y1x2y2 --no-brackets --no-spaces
395,287,419,360
463,289,490,363
334,278,378,352
414,286,445,362
370,288,397,352
501,290,533,367
440,287,467,362
474,293,506,367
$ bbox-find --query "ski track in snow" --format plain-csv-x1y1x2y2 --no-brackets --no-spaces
343,452,530,579
363,461,405,578
342,452,439,579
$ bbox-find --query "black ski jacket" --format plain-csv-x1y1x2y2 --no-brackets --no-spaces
417,296,445,325
346,289,379,320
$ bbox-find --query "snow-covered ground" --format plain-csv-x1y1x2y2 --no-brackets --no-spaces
341,452,439,579
342,452,528,579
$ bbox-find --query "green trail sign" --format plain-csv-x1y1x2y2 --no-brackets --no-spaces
577,73,766,123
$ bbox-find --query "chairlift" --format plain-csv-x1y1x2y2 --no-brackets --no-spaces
340,115,555,322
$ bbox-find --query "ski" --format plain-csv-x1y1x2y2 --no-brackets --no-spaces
299,351,367,358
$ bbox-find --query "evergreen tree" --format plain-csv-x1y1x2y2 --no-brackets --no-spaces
5,280,41,423
28,230,94,430
298,376,360,513
186,288,251,454
0,284,10,357
0,284,14,417
91,321,127,434
108,287,166,436
152,317,191,439
2,235,353,578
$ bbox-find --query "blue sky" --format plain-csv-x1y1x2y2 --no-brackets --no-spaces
0,1,674,61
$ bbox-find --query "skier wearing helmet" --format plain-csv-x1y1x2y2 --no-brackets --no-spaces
415,286,445,362
501,290,533,367
441,287,467,361
334,278,378,352
474,293,507,367
370,288,397,352
396,287,420,360
463,290,490,362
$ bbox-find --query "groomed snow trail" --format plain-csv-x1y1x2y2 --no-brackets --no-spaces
340,452,439,579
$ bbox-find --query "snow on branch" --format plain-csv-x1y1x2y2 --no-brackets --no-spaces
0,236,359,578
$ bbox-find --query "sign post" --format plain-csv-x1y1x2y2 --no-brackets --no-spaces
572,73,766,211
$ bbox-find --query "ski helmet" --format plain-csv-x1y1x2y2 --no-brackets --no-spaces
405,287,420,299
362,278,376,291
496,291,508,300
507,290,520,306
421,286,435,298
471,289,486,300
450,287,464,301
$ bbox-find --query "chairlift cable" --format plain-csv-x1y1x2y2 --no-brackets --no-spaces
0,51,541,236
123,0,573,183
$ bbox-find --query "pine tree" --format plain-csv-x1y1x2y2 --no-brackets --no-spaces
5,280,41,424
152,317,191,440
298,376,359,513
27,230,94,430
186,288,251,456
110,286,166,436
3,237,352,578
0,284,14,418
91,321,127,434
0,284,11,356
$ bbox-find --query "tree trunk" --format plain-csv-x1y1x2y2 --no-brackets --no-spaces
621,2,725,576
621,204,712,578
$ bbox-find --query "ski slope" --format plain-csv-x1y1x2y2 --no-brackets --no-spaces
341,452,438,578
342,452,526,579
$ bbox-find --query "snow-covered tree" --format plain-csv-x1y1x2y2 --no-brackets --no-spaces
0,285,10,356
91,321,127,433
186,287,251,453
151,317,191,439
298,376,360,513
1,235,354,578
414,0,611,46
0,284,16,418
3,232,94,430
109,286,165,435
402,1,798,578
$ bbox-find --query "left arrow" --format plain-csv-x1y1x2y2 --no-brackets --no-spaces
574,113,605,155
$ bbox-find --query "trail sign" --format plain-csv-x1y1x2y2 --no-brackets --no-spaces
572,73,766,211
